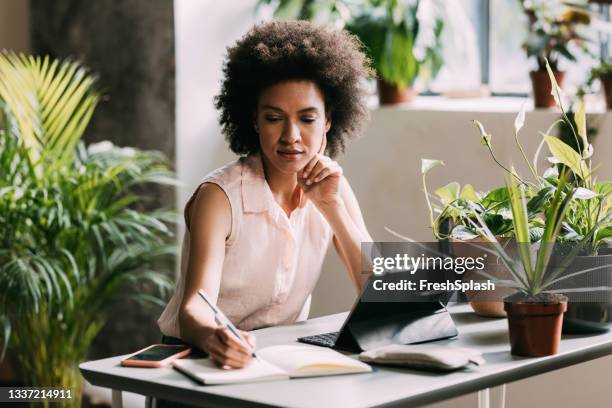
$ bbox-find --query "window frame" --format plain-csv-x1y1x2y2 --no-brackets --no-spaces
423,0,611,98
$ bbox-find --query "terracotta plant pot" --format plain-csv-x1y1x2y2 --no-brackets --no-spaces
504,298,567,357
601,77,612,110
452,238,516,318
530,70,565,108
464,264,514,318
377,79,415,105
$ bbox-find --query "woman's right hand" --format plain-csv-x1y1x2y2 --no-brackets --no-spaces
200,324,256,369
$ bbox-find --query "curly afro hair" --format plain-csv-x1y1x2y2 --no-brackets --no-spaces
214,20,373,158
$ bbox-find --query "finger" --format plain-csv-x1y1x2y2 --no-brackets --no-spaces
241,331,256,349
208,333,249,362
312,168,332,184
208,342,252,367
216,346,254,368
313,166,342,183
211,352,250,369
216,329,254,355
305,160,327,185
314,164,342,182
302,154,320,179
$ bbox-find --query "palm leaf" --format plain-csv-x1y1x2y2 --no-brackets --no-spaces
0,51,100,181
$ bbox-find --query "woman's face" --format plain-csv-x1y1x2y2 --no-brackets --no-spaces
255,80,331,175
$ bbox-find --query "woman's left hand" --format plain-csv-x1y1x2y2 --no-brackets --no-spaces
297,152,343,209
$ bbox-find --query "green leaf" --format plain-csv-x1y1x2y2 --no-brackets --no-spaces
434,182,459,205
459,184,479,202
483,214,513,236
451,225,479,241
272,0,304,20
481,187,509,209
527,187,553,215
506,167,533,281
574,100,588,148
544,135,589,180
595,227,612,241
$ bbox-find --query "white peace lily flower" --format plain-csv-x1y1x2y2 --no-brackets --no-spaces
545,59,566,109
574,187,597,200
421,158,444,174
543,166,559,178
514,102,526,134
547,156,562,164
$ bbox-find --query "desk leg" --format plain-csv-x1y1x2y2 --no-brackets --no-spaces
112,389,123,408
478,388,490,408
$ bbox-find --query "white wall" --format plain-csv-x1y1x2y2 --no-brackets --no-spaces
175,2,612,407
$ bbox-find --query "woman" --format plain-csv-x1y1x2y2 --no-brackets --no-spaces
158,20,373,369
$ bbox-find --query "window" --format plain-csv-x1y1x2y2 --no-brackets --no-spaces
429,0,611,97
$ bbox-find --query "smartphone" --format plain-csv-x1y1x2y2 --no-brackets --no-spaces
121,344,192,368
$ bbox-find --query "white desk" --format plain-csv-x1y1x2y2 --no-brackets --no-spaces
79,304,612,408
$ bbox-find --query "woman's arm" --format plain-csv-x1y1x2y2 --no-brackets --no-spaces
178,183,255,368
299,151,372,293
319,177,372,292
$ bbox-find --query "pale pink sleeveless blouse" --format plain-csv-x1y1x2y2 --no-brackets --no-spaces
158,154,332,337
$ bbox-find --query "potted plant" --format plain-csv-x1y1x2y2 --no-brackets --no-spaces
587,60,612,110
469,167,576,356
0,52,177,406
257,0,444,105
347,0,443,104
521,1,591,108
551,97,612,332
420,164,518,317
467,61,611,355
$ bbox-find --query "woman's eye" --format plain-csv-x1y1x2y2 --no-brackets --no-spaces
265,116,282,122
301,117,316,123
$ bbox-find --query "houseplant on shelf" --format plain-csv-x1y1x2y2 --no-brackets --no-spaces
587,60,612,110
257,0,444,105
347,0,444,104
521,0,591,107
0,52,176,407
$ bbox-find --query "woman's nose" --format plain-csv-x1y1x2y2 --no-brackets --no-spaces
281,120,301,143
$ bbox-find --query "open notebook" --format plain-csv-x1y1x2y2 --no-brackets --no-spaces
172,344,372,385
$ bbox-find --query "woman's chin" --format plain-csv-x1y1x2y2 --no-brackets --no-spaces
273,155,307,172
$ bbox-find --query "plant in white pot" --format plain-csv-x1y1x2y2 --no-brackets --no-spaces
0,52,177,406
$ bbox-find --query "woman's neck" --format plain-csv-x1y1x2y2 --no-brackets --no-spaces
261,156,302,215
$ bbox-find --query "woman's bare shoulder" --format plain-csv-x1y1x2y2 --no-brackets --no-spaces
186,183,232,235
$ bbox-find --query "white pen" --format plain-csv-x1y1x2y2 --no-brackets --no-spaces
197,289,258,359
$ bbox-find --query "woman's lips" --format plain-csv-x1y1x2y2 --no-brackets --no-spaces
278,150,303,160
